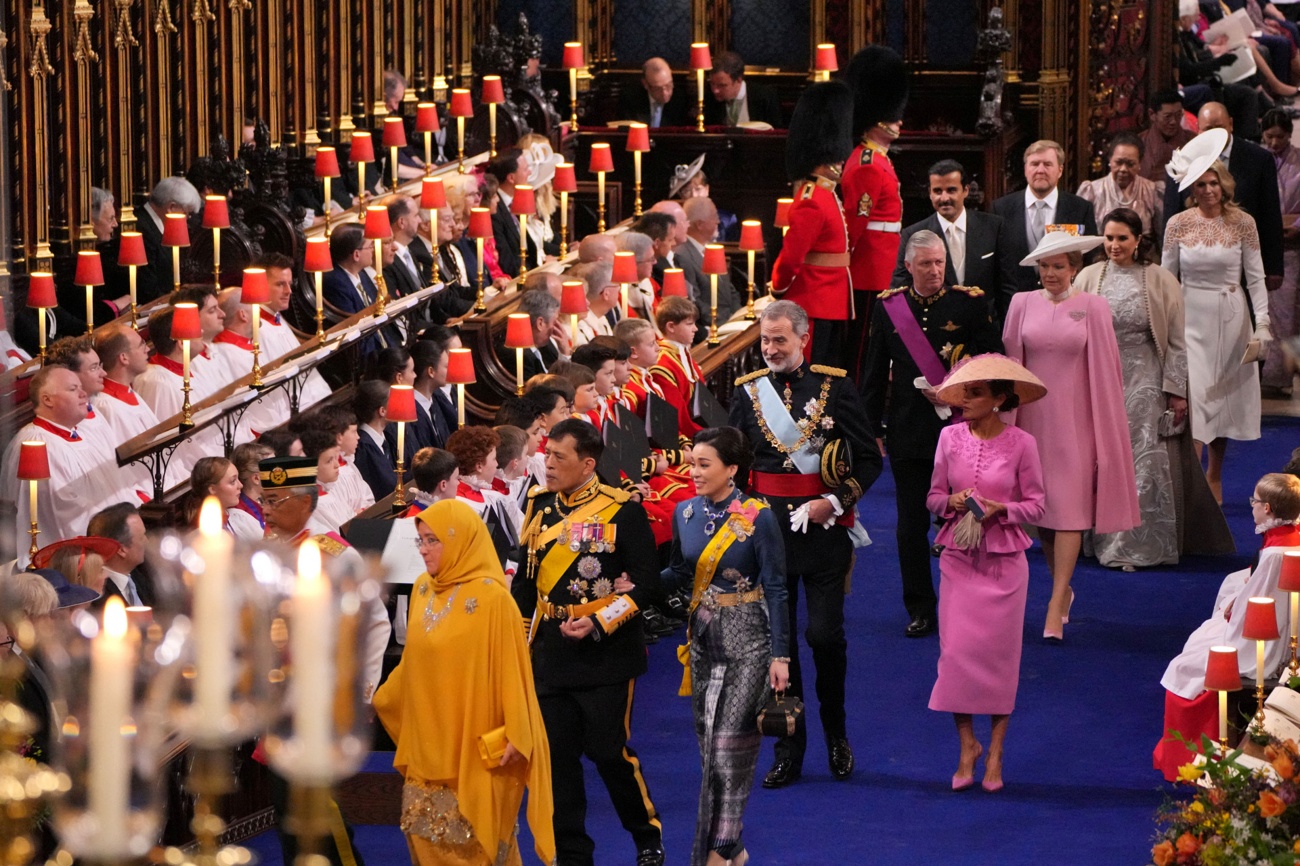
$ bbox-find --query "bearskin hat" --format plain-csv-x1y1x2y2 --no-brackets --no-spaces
784,80,854,181
846,45,910,139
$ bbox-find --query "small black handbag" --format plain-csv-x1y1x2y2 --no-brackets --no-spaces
757,691,804,737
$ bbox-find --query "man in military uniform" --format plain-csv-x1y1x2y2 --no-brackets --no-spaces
843,45,910,381
862,230,1003,639
728,300,882,789
511,419,666,866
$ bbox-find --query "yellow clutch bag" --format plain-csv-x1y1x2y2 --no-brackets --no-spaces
478,725,509,769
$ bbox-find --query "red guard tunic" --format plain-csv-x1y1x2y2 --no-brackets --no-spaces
842,139,903,294
770,177,852,322
650,339,705,440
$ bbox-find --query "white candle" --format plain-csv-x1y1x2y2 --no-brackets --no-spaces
313,272,324,322
516,347,524,394
710,274,718,312
29,479,38,537
456,383,466,428
181,339,190,381
597,172,605,213
634,150,642,187
38,307,46,352
292,540,334,780
251,305,261,355
620,283,629,319
192,497,234,743
323,176,332,214
1218,689,1229,747
89,597,132,856
172,247,181,292
128,266,137,314
85,285,94,333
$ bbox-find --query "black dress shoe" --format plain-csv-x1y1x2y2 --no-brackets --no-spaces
905,615,937,638
762,756,802,788
828,737,855,780
636,846,666,866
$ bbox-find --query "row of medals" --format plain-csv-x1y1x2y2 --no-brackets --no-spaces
557,519,618,553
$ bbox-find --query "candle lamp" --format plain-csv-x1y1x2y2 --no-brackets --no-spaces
350,131,375,214
702,243,728,345
446,348,476,428
241,268,270,386
1280,551,1300,679
468,206,493,312
382,116,408,192
554,162,577,258
482,75,505,158
388,385,417,508
814,43,838,81
118,232,148,329
563,42,584,131
420,177,447,284
363,205,393,315
505,313,533,396
560,279,588,345
590,143,614,232
661,268,688,297
27,271,57,363
512,184,536,280
450,89,474,174
315,146,341,233
738,220,764,320
1205,645,1243,755
17,441,49,560
302,239,332,339
775,197,793,237
162,213,190,295
691,43,712,133
172,302,202,429
627,123,650,217
415,102,440,175
202,194,230,292
613,250,638,319
74,249,105,335
1242,596,1281,727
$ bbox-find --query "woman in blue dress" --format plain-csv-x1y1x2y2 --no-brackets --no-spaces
662,426,790,866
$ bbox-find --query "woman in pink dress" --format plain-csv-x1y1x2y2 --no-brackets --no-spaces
1003,232,1140,641
927,355,1046,792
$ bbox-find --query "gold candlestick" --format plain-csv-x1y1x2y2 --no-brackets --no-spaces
128,265,139,330
518,214,529,280
27,478,40,560
323,176,333,234
428,209,441,284
212,226,221,291
708,274,720,345
633,150,643,217
569,67,579,132
745,250,757,320
596,172,606,233
394,421,408,508
356,163,367,215
251,307,264,388
314,272,325,339
488,102,497,158
180,339,194,429
457,117,466,173
559,191,570,258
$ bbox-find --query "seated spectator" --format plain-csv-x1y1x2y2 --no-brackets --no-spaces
446,425,523,558
1176,10,1262,137
183,456,252,537
321,223,399,355
518,132,563,265
259,429,303,458
402,447,460,516
31,535,118,596
86,502,150,609
704,50,783,127
616,231,659,319
93,324,162,450
307,405,375,515
353,379,398,501
299,428,354,534
569,260,619,346
231,441,274,530
501,289,562,379
251,253,331,407
618,57,691,127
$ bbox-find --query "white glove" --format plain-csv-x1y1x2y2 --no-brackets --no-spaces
789,503,811,534
1254,323,1274,344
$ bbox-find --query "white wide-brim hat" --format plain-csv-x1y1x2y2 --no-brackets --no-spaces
935,353,1048,407
1166,127,1229,192
1018,230,1105,267
527,141,564,188
668,153,707,198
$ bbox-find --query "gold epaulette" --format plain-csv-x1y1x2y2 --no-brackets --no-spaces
814,175,837,190
951,284,985,297
799,181,816,200
597,484,632,503
735,368,771,386
810,364,847,378
877,286,907,299
858,148,874,165
311,534,348,558
526,484,550,500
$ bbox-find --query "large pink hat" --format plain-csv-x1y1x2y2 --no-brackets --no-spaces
935,353,1047,407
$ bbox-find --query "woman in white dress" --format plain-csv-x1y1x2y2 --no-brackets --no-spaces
1161,155,1273,503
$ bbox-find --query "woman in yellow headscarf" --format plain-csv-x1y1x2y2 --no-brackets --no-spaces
374,500,555,866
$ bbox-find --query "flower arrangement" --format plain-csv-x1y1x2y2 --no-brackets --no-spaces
1151,735,1300,865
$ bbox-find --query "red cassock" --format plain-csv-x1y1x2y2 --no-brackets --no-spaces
770,177,852,321
842,140,903,294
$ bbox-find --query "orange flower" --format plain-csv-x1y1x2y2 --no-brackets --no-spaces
1175,833,1201,856
1259,790,1287,818
1151,840,1175,866
1274,750,1296,780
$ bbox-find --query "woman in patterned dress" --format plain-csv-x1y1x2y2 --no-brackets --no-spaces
662,427,789,866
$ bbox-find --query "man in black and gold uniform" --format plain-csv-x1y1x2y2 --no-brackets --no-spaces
511,418,665,866
728,299,882,789
863,229,1003,639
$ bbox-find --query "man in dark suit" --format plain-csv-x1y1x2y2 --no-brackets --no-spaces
321,223,396,355
411,339,454,449
489,149,535,280
1163,101,1285,291
388,195,431,288
704,50,783,128
991,140,1099,320
617,57,692,128
497,287,562,381
676,197,743,322
86,502,153,609
353,380,399,502
99,175,203,306
892,159,1016,319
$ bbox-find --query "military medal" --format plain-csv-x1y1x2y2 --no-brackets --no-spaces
569,521,583,552
594,523,607,553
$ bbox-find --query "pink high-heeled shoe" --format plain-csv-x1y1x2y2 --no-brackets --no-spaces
1062,589,1075,625
952,744,982,790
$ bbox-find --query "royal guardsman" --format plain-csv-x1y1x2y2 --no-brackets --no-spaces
727,300,883,790
862,229,1004,640
510,418,666,866
843,45,910,380
769,81,855,370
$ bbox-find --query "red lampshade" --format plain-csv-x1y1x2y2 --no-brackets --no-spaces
304,238,333,273
118,231,148,267
386,384,418,423
774,197,793,228
350,131,375,163
241,267,270,304
1243,596,1280,641
382,116,408,149
612,250,638,284
562,42,585,69
505,312,534,349
661,268,687,297
702,243,727,275
626,123,650,152
75,250,105,287
171,302,203,341
690,43,712,70
202,195,230,229
482,75,505,104
449,89,474,118
511,185,536,216
446,348,476,384
17,441,50,481
738,220,764,251
1280,551,1300,593
162,213,190,247
27,272,57,308
589,142,614,173
468,207,492,239
315,146,341,178
363,205,393,240
560,280,589,315
415,102,441,133
815,43,838,73
420,177,447,210
1205,645,1242,692
553,163,577,193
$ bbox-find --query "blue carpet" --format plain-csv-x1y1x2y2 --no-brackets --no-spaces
246,417,1300,865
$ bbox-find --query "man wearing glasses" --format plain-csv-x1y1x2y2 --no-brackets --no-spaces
1139,90,1194,183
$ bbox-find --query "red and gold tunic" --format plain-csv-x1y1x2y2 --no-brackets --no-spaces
650,340,705,440
771,176,852,321
842,139,903,294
